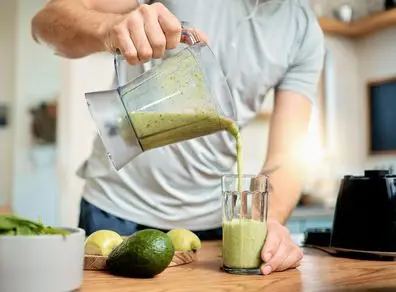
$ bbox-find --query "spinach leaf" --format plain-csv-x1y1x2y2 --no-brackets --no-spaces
0,215,72,236
0,229,16,235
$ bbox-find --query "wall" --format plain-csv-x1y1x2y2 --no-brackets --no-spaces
357,27,396,169
58,54,114,227
309,0,396,176
1,0,102,226
298,27,396,206
0,0,17,206
324,36,362,174
11,0,61,225
322,28,396,176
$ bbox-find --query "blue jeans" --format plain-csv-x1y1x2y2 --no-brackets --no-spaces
78,198,222,240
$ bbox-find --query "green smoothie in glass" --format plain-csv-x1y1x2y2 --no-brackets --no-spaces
221,174,269,275
222,219,267,269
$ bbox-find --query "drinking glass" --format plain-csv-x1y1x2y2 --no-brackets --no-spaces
221,174,269,275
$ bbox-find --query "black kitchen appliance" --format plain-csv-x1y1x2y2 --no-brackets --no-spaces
385,0,396,10
304,169,396,260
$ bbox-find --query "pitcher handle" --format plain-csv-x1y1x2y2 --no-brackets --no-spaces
180,21,201,46
113,21,201,88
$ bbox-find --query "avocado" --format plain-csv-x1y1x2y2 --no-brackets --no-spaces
106,229,175,278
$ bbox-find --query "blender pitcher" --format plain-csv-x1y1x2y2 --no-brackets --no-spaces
85,25,236,170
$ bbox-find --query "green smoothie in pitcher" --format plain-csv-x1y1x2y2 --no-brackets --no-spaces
119,110,243,188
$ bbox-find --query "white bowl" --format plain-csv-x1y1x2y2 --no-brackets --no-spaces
0,227,85,292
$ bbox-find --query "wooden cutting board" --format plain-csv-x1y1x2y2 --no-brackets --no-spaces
84,250,197,271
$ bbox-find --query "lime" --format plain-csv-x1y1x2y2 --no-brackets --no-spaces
107,229,175,278
84,230,123,256
167,228,201,252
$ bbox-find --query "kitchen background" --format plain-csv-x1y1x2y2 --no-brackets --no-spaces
0,0,395,234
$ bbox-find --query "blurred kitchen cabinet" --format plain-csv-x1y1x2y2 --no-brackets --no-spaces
286,218,333,234
286,220,302,234
286,207,334,234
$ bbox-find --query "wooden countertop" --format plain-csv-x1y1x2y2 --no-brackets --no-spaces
82,241,396,292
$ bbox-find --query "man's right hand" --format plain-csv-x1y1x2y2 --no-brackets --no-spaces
105,3,182,65
32,0,207,62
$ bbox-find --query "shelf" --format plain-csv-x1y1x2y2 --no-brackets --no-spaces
319,8,396,38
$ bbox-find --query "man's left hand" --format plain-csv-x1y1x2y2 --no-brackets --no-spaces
260,219,303,275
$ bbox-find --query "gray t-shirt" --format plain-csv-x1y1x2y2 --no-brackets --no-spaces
78,0,325,230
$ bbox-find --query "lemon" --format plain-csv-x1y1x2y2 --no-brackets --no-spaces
84,230,124,256
167,228,201,252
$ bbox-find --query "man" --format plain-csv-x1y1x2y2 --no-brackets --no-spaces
31,0,324,275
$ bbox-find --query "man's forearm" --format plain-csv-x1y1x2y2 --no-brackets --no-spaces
31,0,132,58
263,161,303,224
262,90,311,224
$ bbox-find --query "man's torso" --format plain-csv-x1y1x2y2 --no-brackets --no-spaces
79,0,316,230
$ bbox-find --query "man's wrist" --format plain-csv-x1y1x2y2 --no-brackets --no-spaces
260,165,300,226
267,214,287,225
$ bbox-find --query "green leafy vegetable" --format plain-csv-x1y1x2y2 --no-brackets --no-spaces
0,215,72,236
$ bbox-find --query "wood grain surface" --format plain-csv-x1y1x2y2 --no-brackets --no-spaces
82,241,396,292
84,250,197,270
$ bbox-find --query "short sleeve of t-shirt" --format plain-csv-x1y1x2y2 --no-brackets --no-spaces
276,11,325,103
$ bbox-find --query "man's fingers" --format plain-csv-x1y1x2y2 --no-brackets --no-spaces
140,4,166,59
260,220,304,275
193,28,209,44
154,2,181,49
261,228,282,263
127,13,153,62
108,2,204,64
276,248,303,272
112,25,139,65
261,240,290,275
